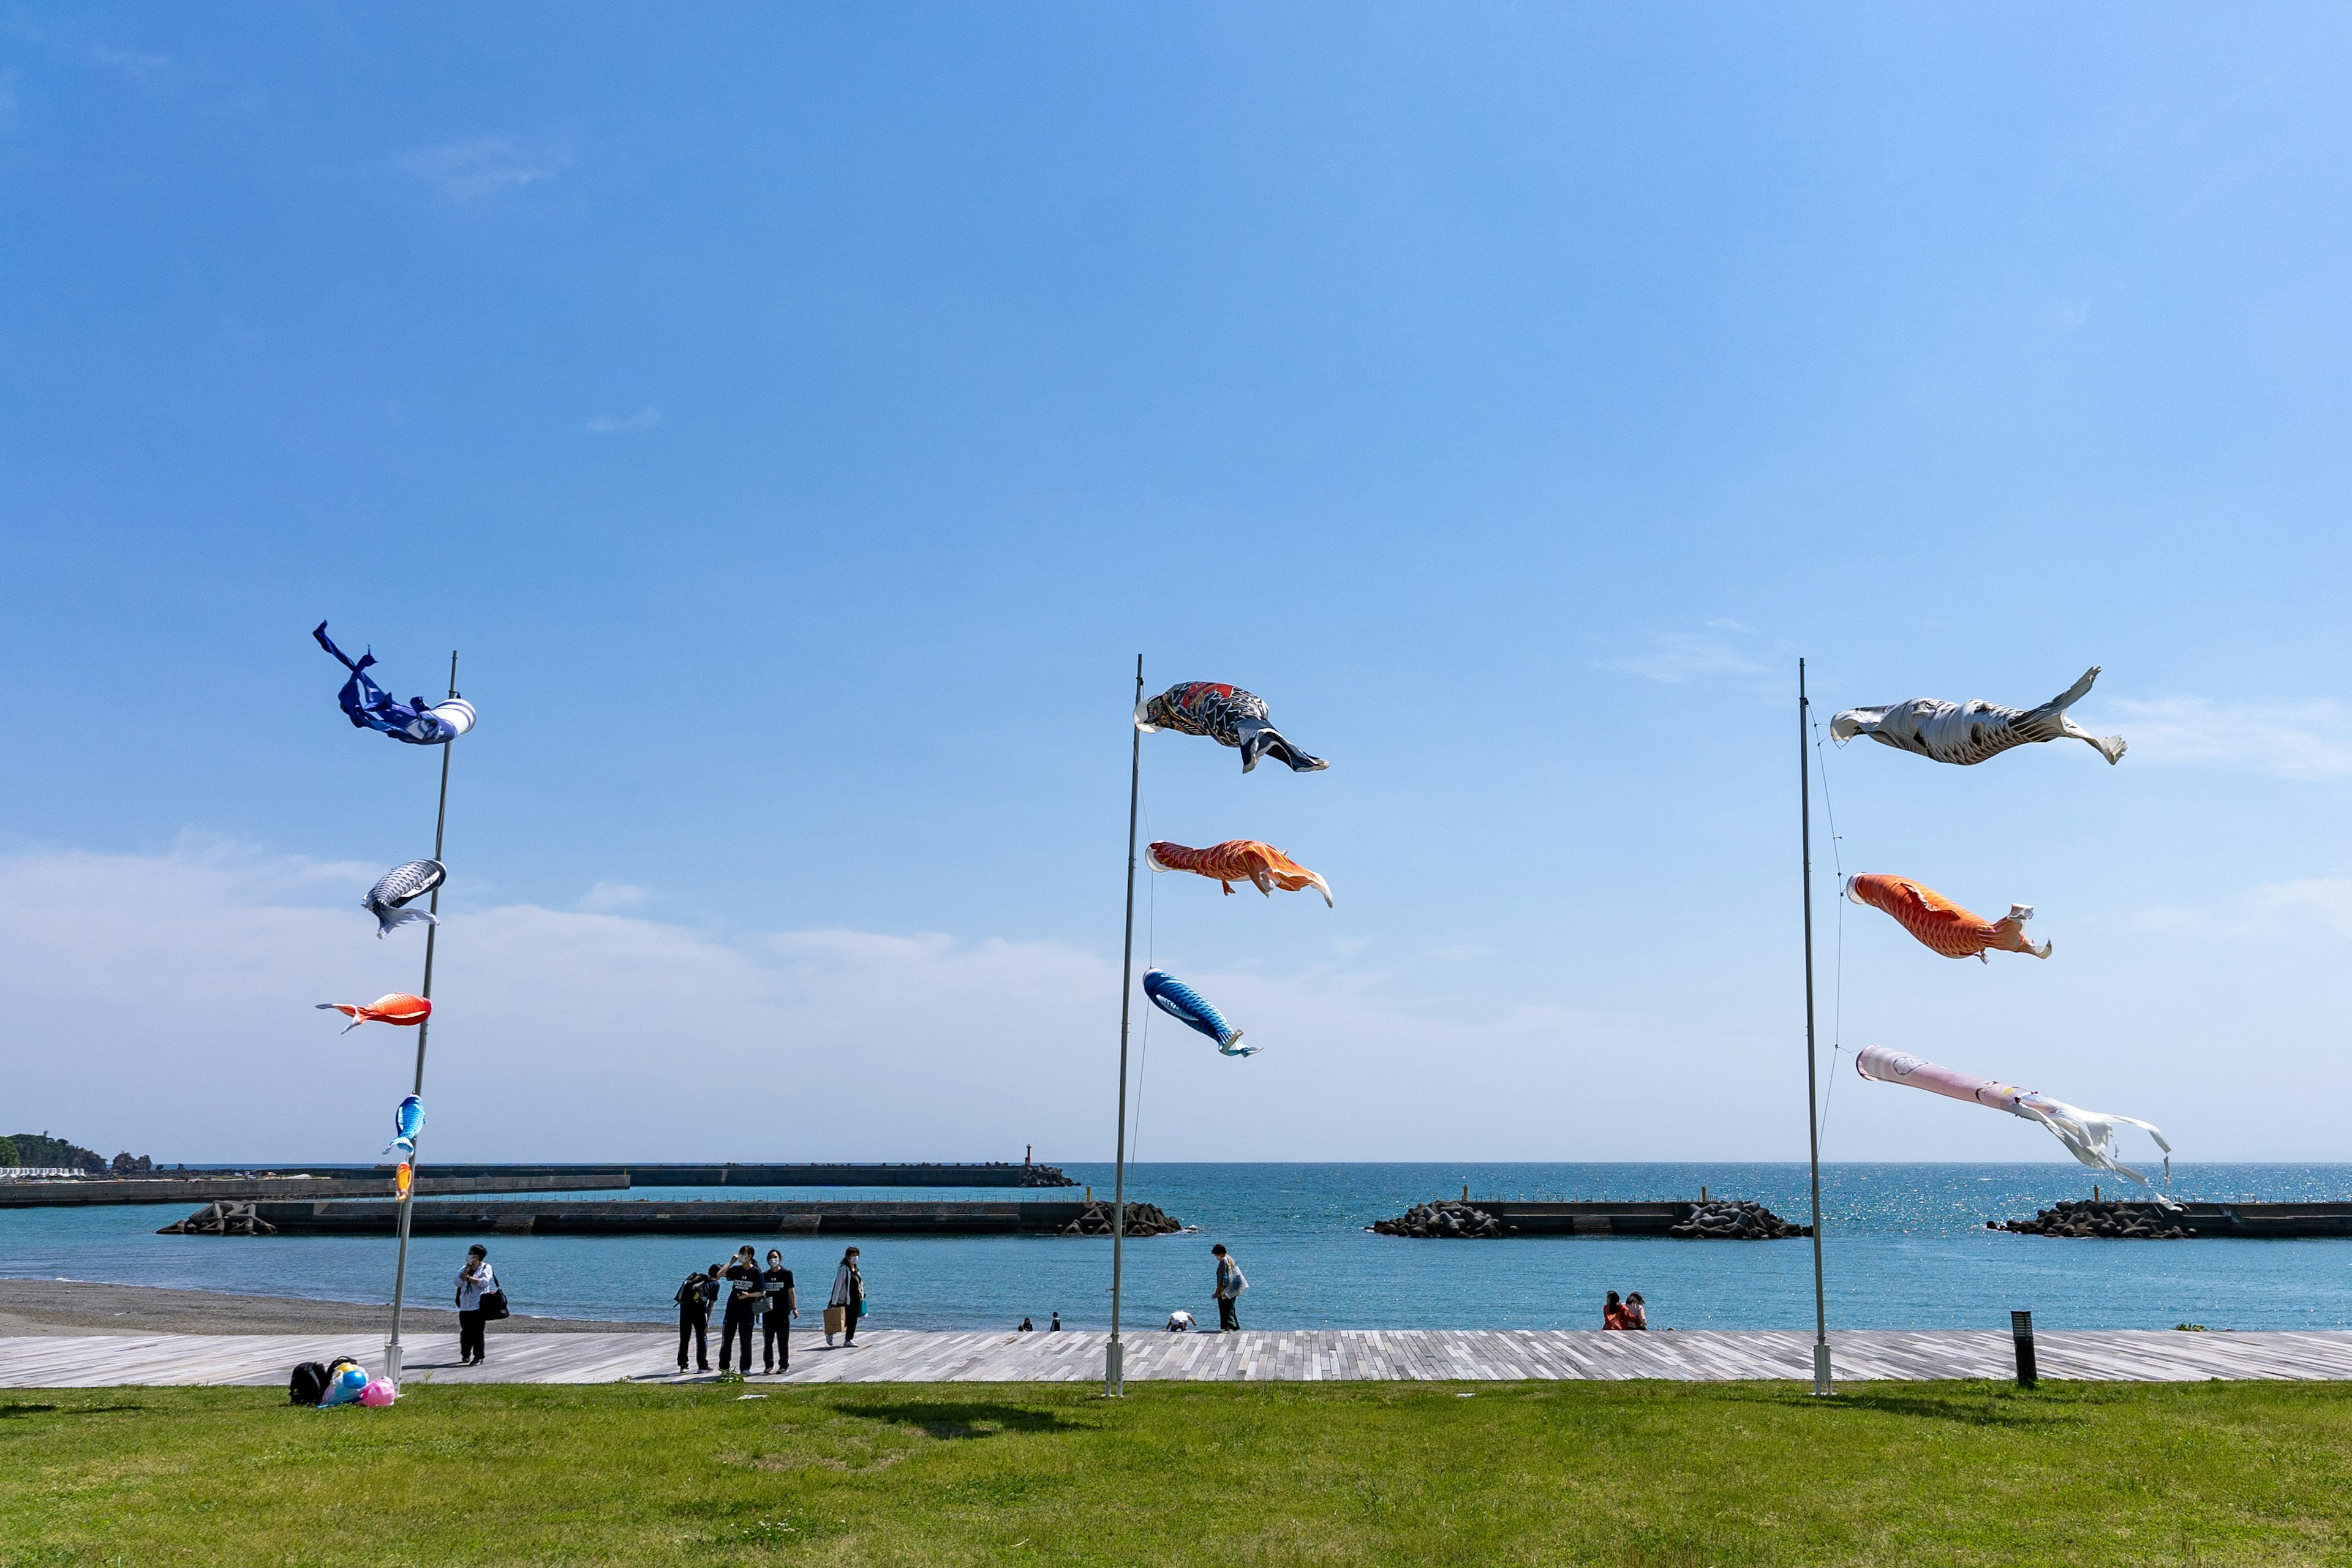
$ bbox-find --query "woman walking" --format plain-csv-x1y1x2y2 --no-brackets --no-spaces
454,1245,497,1365
826,1246,864,1348
760,1248,796,1374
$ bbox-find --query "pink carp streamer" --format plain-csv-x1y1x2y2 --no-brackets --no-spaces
316,993,433,1033
1147,840,1332,907
1855,1045,2171,1185
1845,874,2050,963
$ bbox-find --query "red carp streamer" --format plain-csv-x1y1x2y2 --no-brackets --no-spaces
1845,875,2050,962
1148,840,1333,907
316,993,434,1033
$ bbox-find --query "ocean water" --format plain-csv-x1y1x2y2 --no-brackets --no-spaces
6,1163,2350,1335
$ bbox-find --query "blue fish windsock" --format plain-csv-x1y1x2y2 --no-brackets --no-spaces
363,860,445,938
1143,970,1254,1057
385,1095,424,1161
314,623,476,745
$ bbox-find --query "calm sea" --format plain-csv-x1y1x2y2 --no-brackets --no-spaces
6,1163,2348,1334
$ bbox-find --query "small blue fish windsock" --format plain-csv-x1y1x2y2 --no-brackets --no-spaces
1142,970,1254,1057
314,623,476,745
363,860,445,938
385,1095,424,1161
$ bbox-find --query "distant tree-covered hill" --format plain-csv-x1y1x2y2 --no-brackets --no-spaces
1,1134,153,1173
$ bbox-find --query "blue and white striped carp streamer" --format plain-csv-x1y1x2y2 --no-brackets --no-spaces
314,622,476,745
1142,970,1254,1057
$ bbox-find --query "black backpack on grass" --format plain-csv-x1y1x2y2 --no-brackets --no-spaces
288,1362,330,1406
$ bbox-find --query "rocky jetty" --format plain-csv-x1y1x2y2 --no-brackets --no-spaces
1057,1200,1185,1237
1373,1200,1509,1238
1991,1199,2192,1239
157,1200,277,1236
1668,1199,1809,1240
1019,1164,1076,1188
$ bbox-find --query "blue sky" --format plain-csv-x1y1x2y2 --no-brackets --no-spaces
3,6,2347,1165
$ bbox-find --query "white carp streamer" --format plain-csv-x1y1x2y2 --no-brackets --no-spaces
1855,1045,2172,1187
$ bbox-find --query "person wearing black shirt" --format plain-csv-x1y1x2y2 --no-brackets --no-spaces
674,1265,718,1373
760,1248,797,1374
718,1245,766,1373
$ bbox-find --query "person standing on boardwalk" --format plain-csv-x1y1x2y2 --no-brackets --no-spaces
674,1265,717,1372
1211,1243,1245,1332
718,1246,766,1373
760,1249,796,1374
454,1245,497,1365
826,1246,864,1347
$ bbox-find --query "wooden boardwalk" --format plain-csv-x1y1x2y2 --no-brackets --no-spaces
5,1328,2352,1388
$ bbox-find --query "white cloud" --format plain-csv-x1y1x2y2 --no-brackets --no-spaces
1597,631,1765,684
586,407,662,434
401,135,568,202
2107,696,2352,782
576,881,648,913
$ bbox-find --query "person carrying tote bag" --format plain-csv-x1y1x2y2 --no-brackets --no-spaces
824,1247,864,1348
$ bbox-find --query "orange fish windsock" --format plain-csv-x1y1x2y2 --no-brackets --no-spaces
1845,875,2050,963
315,993,433,1033
1147,840,1333,907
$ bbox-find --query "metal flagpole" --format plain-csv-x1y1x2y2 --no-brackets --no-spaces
384,649,458,1383
1106,655,1143,1397
1799,657,1832,1396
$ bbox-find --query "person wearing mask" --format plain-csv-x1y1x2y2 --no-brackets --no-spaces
674,1265,717,1373
1211,1244,1246,1332
760,1248,796,1374
826,1246,864,1348
1624,1292,1648,1330
718,1245,766,1373
454,1245,497,1366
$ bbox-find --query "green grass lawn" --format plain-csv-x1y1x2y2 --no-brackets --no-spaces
4,1379,2348,1566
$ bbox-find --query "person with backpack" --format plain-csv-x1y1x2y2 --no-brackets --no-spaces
717,1245,766,1373
454,1245,497,1365
1211,1243,1246,1332
760,1248,796,1374
825,1246,863,1348
674,1264,718,1373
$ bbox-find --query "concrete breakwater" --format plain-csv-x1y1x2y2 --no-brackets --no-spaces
159,1197,1178,1238
1994,1199,2352,1239
0,1172,628,1207
1373,1197,1811,1239
158,1161,1078,1190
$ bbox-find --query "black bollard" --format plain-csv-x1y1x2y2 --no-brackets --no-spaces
2010,1310,2038,1389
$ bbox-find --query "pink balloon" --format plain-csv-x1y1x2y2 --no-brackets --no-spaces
359,1378,398,1408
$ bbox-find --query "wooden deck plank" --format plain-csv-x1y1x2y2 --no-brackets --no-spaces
7,1329,2352,1388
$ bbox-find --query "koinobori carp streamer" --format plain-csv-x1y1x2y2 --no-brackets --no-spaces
314,623,476,745
1831,666,2124,767
1135,682,1326,774
362,860,445,938
1845,874,2051,963
1142,970,1254,1057
1147,840,1332,907
317,993,432,1033
1855,1045,2171,1185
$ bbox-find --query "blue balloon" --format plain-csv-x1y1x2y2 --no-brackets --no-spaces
1143,970,1254,1057
320,1365,369,1407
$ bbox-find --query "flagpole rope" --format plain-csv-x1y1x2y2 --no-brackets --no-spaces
1131,784,1156,1168
1812,718,1847,1143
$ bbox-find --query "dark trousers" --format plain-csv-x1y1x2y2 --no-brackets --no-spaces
719,1305,758,1370
842,1297,861,1344
1218,1295,1239,1332
677,1308,709,1369
763,1313,789,1371
459,1308,488,1362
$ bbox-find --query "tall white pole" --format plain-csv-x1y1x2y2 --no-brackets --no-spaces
384,650,457,1383
1800,658,1832,1396
1106,655,1142,1396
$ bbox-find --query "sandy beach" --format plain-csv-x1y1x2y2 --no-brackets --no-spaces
0,1279,660,1338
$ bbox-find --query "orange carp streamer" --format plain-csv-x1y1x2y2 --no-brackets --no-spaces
315,992,434,1033
1147,840,1333,907
1845,875,2050,963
